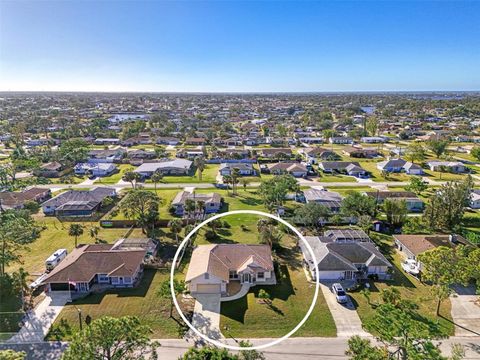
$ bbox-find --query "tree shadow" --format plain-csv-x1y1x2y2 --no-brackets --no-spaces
220,295,248,324
438,314,480,336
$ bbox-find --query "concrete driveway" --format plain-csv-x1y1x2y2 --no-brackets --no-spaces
187,294,223,341
7,292,70,343
450,286,480,337
320,282,369,337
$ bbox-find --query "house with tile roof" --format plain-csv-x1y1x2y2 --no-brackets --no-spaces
185,244,276,294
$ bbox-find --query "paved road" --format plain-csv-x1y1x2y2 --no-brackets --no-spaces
3,336,480,360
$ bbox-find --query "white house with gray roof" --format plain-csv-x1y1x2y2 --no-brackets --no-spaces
134,159,192,177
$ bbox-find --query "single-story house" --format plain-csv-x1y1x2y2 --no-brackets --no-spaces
0,187,51,210
376,158,424,175
393,234,469,270
127,149,157,160
267,162,308,177
212,148,251,160
134,159,193,177
185,244,275,294
319,161,368,178
329,137,353,144
41,243,149,293
258,148,292,159
303,188,343,213
342,146,380,159
361,136,388,144
156,137,181,145
74,163,117,177
94,138,120,146
219,163,256,176
33,162,67,178
42,187,116,217
88,149,126,163
321,229,372,243
426,161,466,173
363,191,424,212
185,137,206,146
300,236,392,281
302,147,339,164
171,190,222,216
470,190,480,209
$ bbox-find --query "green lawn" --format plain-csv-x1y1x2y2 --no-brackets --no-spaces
348,232,455,336
8,215,145,276
314,173,356,183
47,269,188,339
96,164,134,184
158,164,220,184
219,233,336,337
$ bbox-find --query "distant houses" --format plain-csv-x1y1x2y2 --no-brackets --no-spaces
363,191,424,212
74,163,117,177
0,187,51,210
266,162,308,177
42,187,116,217
133,159,193,178
219,163,256,176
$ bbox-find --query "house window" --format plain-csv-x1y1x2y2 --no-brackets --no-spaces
229,271,238,279
204,273,209,280
257,272,264,279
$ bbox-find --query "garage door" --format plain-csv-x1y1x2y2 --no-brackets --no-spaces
196,284,221,294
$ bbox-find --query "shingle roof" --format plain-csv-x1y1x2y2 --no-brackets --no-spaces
185,244,274,282
42,187,115,209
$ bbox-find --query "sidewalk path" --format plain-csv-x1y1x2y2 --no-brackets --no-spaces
186,294,223,342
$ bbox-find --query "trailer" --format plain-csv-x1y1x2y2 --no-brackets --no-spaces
45,249,67,271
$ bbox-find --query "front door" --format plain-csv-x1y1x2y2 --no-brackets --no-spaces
344,271,353,280
243,273,251,283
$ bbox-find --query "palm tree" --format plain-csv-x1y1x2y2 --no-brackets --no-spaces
168,218,183,243
222,175,232,195
151,172,163,193
89,225,99,243
194,156,205,181
69,223,84,248
184,199,196,219
240,178,250,192
231,168,241,195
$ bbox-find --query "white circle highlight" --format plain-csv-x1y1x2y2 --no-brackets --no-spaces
170,210,320,351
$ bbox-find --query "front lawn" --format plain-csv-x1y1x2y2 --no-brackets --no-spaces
47,269,187,339
96,164,134,184
348,232,455,336
159,164,220,184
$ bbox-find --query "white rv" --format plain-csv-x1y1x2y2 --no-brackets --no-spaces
45,249,67,271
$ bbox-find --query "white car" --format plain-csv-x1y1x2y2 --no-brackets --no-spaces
332,283,348,304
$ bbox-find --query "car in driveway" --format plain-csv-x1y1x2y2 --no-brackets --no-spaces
332,283,348,304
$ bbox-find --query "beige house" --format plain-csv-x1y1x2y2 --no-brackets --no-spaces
185,244,276,294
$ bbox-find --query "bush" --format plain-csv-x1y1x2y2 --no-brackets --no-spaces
222,220,231,228
204,230,218,241
23,200,40,214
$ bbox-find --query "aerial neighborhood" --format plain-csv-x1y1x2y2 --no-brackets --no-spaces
0,92,480,359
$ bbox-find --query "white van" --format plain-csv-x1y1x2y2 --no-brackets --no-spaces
45,249,68,271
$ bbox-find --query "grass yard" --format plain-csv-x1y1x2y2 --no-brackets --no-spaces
7,215,145,276
96,164,134,184
219,234,336,337
314,173,356,183
348,232,455,336
159,164,220,184
424,170,470,182
47,269,188,339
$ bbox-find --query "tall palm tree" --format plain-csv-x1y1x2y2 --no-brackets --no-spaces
69,223,84,248
151,172,163,193
168,219,183,243
222,175,232,195
184,199,196,219
194,156,205,181
231,168,241,195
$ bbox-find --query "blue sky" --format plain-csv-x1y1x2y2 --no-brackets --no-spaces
0,1,479,92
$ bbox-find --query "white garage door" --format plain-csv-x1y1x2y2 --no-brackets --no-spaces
196,284,221,294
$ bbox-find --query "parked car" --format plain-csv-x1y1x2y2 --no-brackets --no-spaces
332,283,348,304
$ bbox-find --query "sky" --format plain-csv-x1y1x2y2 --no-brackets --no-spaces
0,1,479,92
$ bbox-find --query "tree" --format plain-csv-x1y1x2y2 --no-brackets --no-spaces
424,177,473,231
58,139,89,166
406,176,428,195
357,215,372,234
406,142,427,164
231,168,241,195
345,336,388,360
184,199,196,220
68,224,84,248
194,157,205,181
341,191,377,219
294,202,331,229
222,175,232,194
121,190,160,234
62,316,159,360
122,171,142,189
89,226,99,243
365,117,379,136
238,340,266,360
427,138,449,158
151,172,163,193
168,219,183,243
157,279,186,318
257,219,283,249
258,175,298,212
179,346,237,360
383,199,408,229
418,246,468,315
0,349,26,360
470,146,480,161
240,178,250,191
0,209,42,276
